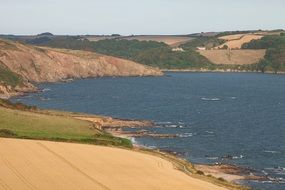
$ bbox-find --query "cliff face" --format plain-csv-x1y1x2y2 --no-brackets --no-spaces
0,39,162,83
0,39,162,97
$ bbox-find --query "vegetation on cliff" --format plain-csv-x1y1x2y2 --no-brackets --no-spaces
242,34,285,73
0,63,23,87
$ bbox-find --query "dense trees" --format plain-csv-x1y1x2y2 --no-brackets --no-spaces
242,34,285,73
180,37,225,50
30,37,214,69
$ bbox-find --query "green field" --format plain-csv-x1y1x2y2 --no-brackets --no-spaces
0,101,132,148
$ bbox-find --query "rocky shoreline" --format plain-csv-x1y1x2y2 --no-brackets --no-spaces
163,69,285,74
195,164,268,183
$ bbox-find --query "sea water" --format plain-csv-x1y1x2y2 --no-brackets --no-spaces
13,72,285,190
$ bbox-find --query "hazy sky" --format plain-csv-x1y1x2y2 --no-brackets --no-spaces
0,0,284,35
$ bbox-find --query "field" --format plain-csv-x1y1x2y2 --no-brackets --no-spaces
198,49,266,65
0,137,229,190
215,34,263,49
86,35,194,46
0,103,132,147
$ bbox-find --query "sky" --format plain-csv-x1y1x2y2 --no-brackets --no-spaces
0,0,284,35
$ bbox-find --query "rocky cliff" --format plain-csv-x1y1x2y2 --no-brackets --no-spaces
0,39,162,98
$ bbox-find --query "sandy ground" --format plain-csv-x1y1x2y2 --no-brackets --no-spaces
0,138,229,190
198,49,266,65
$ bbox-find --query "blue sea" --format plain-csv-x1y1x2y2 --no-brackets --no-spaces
13,72,285,190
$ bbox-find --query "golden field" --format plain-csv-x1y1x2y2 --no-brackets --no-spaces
215,34,263,49
198,49,266,65
0,138,229,190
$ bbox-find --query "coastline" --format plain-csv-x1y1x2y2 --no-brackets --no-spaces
2,69,285,99
4,73,276,190
0,97,251,190
4,73,278,190
162,69,285,75
74,114,257,189
98,122,267,189
2,79,256,190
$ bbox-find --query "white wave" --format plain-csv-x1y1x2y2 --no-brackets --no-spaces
229,97,237,99
129,137,137,144
163,124,185,128
155,121,172,125
264,166,285,175
233,155,244,159
178,133,193,138
262,170,268,175
205,131,214,134
206,157,219,160
42,88,51,92
39,97,50,101
264,150,280,154
167,124,178,128
261,177,285,184
201,97,220,101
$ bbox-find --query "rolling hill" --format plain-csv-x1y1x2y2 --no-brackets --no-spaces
0,39,162,98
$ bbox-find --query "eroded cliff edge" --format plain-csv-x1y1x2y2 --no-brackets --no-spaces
0,39,162,98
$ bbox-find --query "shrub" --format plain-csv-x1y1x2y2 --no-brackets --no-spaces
0,129,17,137
218,177,226,182
196,170,205,175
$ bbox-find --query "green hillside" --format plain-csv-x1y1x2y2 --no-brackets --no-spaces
0,99,132,148
28,36,214,69
242,34,285,73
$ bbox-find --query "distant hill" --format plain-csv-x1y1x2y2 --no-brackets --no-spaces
37,32,54,36
0,39,162,98
0,29,284,74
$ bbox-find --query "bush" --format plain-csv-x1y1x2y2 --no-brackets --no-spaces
196,170,205,175
0,129,17,137
0,99,37,110
242,35,285,49
218,177,226,182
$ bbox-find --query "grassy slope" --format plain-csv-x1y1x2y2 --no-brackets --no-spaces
0,63,23,87
0,100,132,148
0,40,24,88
